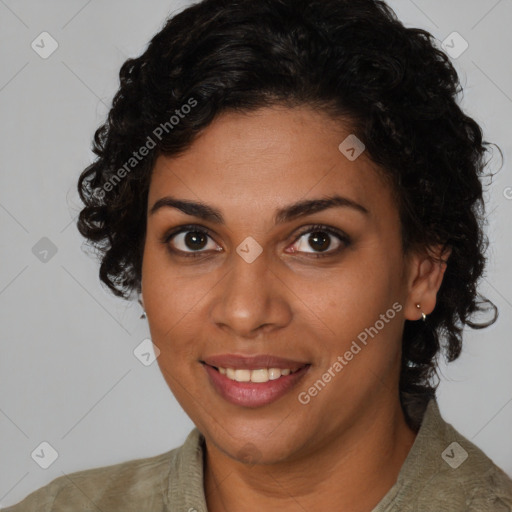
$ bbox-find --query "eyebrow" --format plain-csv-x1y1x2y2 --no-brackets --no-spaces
149,194,369,225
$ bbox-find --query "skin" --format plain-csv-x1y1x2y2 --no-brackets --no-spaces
141,105,450,511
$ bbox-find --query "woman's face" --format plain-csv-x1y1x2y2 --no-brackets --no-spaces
141,106,437,464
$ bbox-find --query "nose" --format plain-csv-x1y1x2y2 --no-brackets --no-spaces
209,247,293,339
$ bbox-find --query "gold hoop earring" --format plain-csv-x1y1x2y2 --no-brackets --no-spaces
416,303,427,322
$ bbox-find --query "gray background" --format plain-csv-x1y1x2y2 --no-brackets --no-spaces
1,0,511,507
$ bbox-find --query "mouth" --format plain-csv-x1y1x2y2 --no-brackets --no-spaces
201,361,311,408
208,364,306,382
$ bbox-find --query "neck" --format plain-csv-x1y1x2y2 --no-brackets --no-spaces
203,397,418,512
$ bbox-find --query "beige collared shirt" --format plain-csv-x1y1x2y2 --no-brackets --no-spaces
3,399,512,511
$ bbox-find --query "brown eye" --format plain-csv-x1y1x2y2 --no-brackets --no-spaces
182,231,209,251
305,231,331,252
293,230,339,253
288,224,351,257
164,227,222,256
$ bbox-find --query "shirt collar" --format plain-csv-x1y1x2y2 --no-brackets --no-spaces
167,427,208,511
371,397,445,511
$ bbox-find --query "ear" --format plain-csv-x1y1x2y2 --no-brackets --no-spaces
403,244,451,321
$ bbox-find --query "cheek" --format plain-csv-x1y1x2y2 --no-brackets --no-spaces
142,237,197,323
144,276,205,354
142,244,189,348
311,255,404,375
142,253,207,407
320,256,399,324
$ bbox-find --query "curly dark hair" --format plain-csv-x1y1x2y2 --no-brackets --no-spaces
77,0,500,429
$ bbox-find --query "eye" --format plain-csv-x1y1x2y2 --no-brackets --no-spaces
287,224,351,258
162,223,351,259
162,225,221,257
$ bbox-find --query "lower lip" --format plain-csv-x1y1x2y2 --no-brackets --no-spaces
203,364,311,408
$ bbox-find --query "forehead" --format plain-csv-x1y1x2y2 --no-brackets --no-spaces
148,106,393,224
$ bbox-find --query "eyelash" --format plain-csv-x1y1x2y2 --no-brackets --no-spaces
161,223,351,259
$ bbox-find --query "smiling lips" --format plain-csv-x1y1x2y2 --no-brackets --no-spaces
202,354,308,382
201,354,311,407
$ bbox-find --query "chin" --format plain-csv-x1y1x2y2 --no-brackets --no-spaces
202,415,315,465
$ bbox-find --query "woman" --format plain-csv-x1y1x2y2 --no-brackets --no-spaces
4,0,512,510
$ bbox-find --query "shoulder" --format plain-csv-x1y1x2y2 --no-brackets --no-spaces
400,399,512,511
0,441,186,511
438,420,512,510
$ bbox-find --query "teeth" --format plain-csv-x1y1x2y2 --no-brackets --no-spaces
268,368,281,380
217,366,300,383
251,369,270,382
234,369,251,382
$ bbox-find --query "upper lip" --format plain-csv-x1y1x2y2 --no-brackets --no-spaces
201,354,310,371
